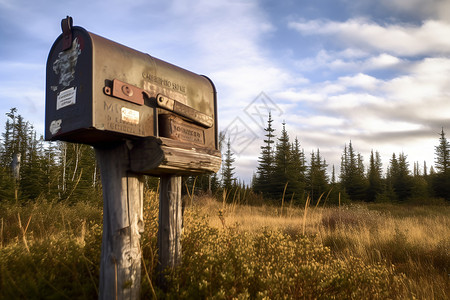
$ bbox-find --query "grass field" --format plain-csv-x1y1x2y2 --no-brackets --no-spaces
0,192,449,299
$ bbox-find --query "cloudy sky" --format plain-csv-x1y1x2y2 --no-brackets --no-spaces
1,0,450,183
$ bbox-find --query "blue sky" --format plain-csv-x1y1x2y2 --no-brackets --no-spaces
1,0,450,183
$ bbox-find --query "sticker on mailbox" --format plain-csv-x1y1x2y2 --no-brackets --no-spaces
50,119,62,135
121,107,139,125
57,87,77,110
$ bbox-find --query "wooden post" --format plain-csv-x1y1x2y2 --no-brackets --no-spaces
158,174,182,289
95,142,144,300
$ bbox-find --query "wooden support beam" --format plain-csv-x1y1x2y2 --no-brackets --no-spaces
95,143,144,300
157,175,182,289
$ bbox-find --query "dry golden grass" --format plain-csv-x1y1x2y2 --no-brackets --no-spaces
187,195,450,299
1,192,448,299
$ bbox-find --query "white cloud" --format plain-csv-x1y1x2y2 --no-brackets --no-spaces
365,54,402,69
289,18,450,56
294,50,405,74
338,73,381,91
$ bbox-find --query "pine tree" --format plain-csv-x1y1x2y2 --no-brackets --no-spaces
367,150,383,202
222,138,235,191
287,137,306,202
272,122,291,201
306,149,329,203
340,141,367,201
331,165,336,185
254,113,276,198
433,128,450,200
388,152,412,201
435,128,450,174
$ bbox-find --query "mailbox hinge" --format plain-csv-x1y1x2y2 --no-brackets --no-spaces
61,16,73,51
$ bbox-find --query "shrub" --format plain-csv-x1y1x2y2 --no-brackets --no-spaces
166,209,406,299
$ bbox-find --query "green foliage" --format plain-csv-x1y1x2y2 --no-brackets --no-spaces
388,153,413,201
340,142,368,201
432,128,450,200
306,149,329,204
0,200,103,299
222,138,235,191
255,118,308,203
167,209,406,299
367,150,383,202
254,112,276,198
0,109,101,203
2,198,450,299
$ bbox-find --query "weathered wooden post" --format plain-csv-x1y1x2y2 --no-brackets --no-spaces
45,17,221,299
95,143,144,298
158,175,182,287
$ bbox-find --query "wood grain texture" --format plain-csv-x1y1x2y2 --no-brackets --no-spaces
95,143,144,300
157,175,182,289
129,137,221,175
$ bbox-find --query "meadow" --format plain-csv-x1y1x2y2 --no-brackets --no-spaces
0,192,449,299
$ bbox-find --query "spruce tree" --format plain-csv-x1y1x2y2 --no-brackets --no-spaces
222,138,235,191
306,149,329,203
272,122,291,201
435,128,450,174
367,150,383,202
340,141,367,201
433,128,450,200
254,113,276,198
287,137,306,202
388,152,412,201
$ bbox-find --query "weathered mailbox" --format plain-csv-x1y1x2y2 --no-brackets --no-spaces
46,17,221,298
46,17,220,175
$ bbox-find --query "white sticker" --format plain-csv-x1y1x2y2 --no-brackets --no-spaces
57,87,77,110
121,107,139,125
50,119,62,135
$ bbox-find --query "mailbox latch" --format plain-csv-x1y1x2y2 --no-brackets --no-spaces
157,95,214,128
104,79,145,106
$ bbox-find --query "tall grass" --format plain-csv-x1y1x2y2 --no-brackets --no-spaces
1,193,449,299
195,196,449,299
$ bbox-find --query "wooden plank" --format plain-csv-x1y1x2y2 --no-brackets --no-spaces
95,143,144,300
157,175,182,290
129,137,221,175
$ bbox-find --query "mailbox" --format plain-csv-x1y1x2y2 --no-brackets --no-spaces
45,17,220,175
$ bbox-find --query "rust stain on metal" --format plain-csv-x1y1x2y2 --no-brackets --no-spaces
104,79,145,105
159,115,205,145
157,95,213,128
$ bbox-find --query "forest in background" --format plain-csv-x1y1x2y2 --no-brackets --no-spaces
0,108,449,204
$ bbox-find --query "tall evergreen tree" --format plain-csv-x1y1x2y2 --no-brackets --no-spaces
435,128,450,174
222,138,235,190
433,128,450,200
287,137,306,201
272,122,291,201
340,141,367,201
254,113,276,197
367,150,383,202
389,152,412,201
306,149,329,203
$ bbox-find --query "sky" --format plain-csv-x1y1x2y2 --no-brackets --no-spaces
1,0,450,183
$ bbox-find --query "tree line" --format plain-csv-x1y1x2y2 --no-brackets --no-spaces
249,113,450,204
1,108,449,205
0,108,103,203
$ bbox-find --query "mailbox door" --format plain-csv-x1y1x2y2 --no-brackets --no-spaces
46,27,94,142
46,27,156,144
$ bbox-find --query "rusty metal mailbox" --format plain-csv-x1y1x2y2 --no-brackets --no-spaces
45,17,220,175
